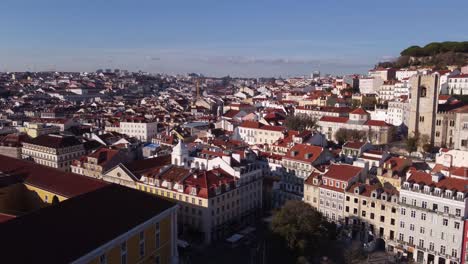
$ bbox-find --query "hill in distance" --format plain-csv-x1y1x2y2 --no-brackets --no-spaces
376,41,468,69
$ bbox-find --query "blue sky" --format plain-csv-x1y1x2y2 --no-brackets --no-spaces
1,0,467,77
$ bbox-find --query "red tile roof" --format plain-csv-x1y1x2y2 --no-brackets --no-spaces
0,155,108,198
407,171,468,193
351,108,368,115
283,144,324,164
343,141,367,149
323,164,362,182
364,120,391,127
319,116,349,123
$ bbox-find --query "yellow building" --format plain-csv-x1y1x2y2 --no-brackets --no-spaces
0,184,178,264
0,155,179,264
21,122,60,138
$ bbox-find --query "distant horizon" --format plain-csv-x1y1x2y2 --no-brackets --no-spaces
1,0,467,77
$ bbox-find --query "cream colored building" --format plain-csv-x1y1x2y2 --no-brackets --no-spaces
21,123,60,138
21,134,85,172
71,147,128,179
236,121,286,145
344,183,399,250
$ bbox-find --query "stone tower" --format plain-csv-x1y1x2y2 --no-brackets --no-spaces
408,74,439,144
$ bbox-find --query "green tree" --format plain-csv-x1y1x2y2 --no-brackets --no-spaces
285,114,318,131
271,201,328,254
405,134,419,153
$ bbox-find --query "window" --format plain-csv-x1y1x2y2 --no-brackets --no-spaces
139,231,145,257
398,233,404,241
370,213,374,220
400,221,405,228
380,216,385,223
440,245,446,255
421,213,426,221
155,222,160,248
409,224,414,231
346,196,350,201
429,242,434,251
100,254,107,264
354,198,358,204
381,205,385,210
422,201,427,209
418,239,424,248
121,242,127,264
390,218,395,225
456,208,461,216
410,210,416,218
443,218,448,226
420,227,425,234
444,206,449,213
408,236,414,245
362,211,366,217
452,249,458,258
420,87,427,97
401,208,406,215
371,202,375,208
455,222,460,229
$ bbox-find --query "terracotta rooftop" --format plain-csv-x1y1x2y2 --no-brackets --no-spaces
23,134,82,149
323,164,362,182
0,155,108,198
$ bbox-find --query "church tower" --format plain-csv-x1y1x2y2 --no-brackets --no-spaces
408,74,439,144
171,140,189,167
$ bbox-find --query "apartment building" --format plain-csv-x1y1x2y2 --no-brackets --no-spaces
344,183,399,251
120,117,158,142
399,171,468,264
279,144,331,203
105,142,263,243
236,120,286,145
317,108,393,145
21,134,85,171
434,103,468,151
304,164,364,222
448,74,468,95
294,106,353,120
387,98,410,126
71,147,129,179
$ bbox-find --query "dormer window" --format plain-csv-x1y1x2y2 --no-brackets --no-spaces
155,180,160,187
354,188,359,194
413,184,419,191
445,190,452,198
434,188,441,196
190,187,197,196
457,193,464,200
372,192,377,198
323,179,327,185
424,186,430,193
381,194,387,201
225,183,230,191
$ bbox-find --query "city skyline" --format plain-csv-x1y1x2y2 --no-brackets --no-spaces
1,0,467,77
